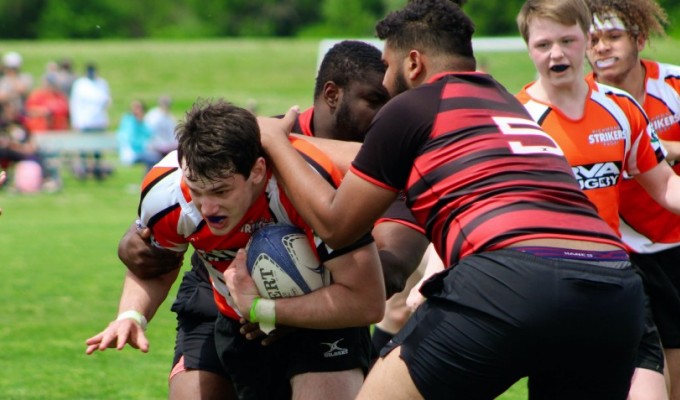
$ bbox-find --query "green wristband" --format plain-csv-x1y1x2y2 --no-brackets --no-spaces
249,297,261,322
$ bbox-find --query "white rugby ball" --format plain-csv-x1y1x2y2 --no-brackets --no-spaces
245,224,330,299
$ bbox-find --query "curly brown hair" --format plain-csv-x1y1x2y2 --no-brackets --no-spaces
585,0,668,39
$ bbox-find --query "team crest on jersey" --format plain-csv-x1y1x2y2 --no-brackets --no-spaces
572,161,622,190
588,127,626,146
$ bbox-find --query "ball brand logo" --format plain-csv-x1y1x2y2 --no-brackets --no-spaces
255,256,284,299
321,339,349,358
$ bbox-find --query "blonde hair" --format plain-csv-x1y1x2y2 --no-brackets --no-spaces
517,0,592,42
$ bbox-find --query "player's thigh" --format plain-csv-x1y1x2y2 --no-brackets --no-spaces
357,346,422,400
628,367,668,400
169,369,235,400
291,369,364,400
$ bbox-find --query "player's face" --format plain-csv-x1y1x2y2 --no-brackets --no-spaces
527,17,587,89
333,72,389,142
382,45,411,98
587,29,643,84
182,158,266,236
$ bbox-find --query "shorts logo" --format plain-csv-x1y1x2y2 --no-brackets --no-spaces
321,339,349,358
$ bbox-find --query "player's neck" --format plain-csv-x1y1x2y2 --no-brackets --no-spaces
531,78,589,120
598,60,646,104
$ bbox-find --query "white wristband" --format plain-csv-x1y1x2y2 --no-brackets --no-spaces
254,299,276,334
117,310,148,331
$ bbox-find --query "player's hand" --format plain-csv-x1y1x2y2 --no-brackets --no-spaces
239,318,297,346
85,318,149,355
224,249,261,318
118,222,184,279
406,283,426,313
257,105,299,151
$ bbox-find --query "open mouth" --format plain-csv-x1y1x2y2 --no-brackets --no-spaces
595,58,616,69
207,216,226,224
550,64,569,73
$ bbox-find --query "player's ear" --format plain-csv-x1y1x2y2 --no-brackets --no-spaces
323,81,340,109
406,50,423,82
250,157,267,184
635,34,646,53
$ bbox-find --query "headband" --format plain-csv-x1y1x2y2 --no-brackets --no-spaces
590,13,627,33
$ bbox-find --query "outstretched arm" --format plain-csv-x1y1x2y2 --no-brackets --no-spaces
259,108,396,248
85,268,180,354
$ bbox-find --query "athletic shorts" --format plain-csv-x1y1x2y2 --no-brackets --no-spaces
381,249,645,400
215,313,371,400
631,247,680,349
170,261,227,379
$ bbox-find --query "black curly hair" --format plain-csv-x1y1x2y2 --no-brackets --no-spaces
314,40,385,100
585,0,668,39
375,0,476,69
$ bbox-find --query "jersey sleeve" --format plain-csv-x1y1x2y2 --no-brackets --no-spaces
137,163,191,253
351,84,440,191
619,95,666,176
376,195,425,235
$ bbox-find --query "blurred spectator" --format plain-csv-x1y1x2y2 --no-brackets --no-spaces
143,95,178,162
69,63,112,180
117,99,157,170
55,58,76,98
69,63,110,132
0,51,34,115
24,74,70,132
0,102,59,192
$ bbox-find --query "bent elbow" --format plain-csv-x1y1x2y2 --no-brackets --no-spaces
364,301,386,325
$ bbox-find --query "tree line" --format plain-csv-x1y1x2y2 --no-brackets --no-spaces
1,0,678,39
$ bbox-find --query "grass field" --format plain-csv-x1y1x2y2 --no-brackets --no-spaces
1,37,679,399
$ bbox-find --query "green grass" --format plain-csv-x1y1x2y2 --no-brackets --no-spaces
1,37,679,399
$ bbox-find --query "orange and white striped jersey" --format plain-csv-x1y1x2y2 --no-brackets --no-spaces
136,138,359,320
588,60,680,252
517,79,665,236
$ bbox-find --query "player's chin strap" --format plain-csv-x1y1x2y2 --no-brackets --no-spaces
250,297,276,334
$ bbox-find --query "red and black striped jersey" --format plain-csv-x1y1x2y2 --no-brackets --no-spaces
588,61,680,252
517,79,665,237
296,106,423,233
351,72,623,266
137,137,366,320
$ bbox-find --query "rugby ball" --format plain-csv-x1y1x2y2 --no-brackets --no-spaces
245,224,330,299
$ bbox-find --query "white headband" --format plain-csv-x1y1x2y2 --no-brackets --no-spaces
590,13,627,33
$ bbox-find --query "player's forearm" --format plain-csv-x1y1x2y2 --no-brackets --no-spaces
267,133,344,239
117,268,179,323
636,162,680,215
661,139,680,162
274,281,385,329
272,246,386,329
290,134,361,175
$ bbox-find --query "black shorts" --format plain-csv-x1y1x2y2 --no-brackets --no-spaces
215,313,371,400
170,261,226,378
381,249,645,400
631,247,680,348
